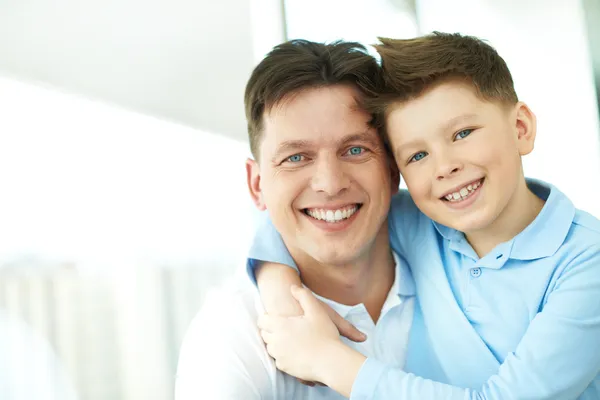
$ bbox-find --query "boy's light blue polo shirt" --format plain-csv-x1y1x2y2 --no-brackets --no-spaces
247,179,600,399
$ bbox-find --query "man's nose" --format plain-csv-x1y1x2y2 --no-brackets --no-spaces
310,157,350,196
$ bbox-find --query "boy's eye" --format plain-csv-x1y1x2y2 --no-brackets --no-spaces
346,146,365,156
409,151,428,163
286,154,305,163
455,129,473,140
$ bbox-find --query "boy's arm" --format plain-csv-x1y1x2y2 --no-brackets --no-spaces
321,246,600,399
247,213,304,317
249,214,365,341
255,261,304,316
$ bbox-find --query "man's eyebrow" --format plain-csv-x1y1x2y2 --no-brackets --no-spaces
338,132,381,147
272,140,312,160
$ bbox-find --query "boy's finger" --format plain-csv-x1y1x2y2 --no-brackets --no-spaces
259,329,273,344
326,309,366,342
290,285,324,317
257,314,277,332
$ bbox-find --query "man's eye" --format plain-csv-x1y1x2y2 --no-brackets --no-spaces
409,151,428,163
455,129,473,140
286,154,305,163
346,146,365,156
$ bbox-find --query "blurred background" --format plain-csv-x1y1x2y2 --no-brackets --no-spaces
0,0,598,399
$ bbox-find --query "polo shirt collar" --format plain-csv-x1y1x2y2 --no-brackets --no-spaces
432,179,574,268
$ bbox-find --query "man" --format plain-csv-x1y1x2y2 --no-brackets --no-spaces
174,39,415,399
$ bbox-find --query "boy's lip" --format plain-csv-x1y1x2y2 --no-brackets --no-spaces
438,178,484,199
442,180,484,210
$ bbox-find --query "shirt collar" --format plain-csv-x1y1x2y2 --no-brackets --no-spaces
432,178,575,268
510,179,574,260
316,252,415,319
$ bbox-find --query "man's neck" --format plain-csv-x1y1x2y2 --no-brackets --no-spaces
292,227,395,323
466,179,545,257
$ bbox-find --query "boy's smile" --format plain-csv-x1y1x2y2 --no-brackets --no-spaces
440,177,484,209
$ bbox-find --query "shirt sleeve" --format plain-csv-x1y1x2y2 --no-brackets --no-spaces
387,190,422,253
351,244,600,400
175,288,272,400
246,211,299,286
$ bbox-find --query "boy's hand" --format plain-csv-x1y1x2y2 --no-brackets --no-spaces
255,262,365,387
256,262,366,342
258,285,342,382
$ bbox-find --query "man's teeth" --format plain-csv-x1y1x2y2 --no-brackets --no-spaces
445,180,482,202
306,206,358,222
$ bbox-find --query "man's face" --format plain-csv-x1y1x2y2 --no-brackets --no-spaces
387,80,535,235
247,85,396,266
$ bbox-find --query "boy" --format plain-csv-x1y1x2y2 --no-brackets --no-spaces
250,32,600,399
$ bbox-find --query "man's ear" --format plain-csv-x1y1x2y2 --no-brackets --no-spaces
246,158,266,211
513,102,537,156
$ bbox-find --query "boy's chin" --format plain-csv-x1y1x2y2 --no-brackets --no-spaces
445,215,491,235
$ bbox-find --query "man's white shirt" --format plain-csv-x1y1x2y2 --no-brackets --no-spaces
175,254,414,400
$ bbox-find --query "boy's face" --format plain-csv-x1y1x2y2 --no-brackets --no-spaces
386,80,536,235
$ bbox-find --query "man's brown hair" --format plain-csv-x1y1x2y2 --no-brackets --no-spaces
244,39,383,160
368,32,518,121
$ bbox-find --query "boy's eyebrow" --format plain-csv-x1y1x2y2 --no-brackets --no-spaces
394,139,424,155
394,114,479,154
440,113,479,132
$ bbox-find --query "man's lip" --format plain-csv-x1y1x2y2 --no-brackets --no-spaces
300,203,362,211
301,204,362,232
439,178,484,199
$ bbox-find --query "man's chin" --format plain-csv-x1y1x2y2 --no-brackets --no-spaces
302,243,362,266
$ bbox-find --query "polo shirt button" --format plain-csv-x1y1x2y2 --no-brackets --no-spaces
470,268,482,278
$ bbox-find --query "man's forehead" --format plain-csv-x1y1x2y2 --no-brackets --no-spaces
264,103,374,140
266,87,363,118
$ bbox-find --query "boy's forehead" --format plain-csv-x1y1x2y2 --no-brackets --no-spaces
386,82,495,132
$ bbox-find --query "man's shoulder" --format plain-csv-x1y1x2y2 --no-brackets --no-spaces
175,275,275,399
187,275,264,337
176,276,343,400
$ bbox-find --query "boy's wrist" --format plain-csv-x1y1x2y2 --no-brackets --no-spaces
317,341,366,397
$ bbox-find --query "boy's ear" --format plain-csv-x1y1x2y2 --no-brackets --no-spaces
513,102,537,156
389,156,400,194
246,158,267,211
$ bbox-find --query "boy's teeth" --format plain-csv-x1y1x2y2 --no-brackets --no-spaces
306,205,358,223
445,180,482,202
